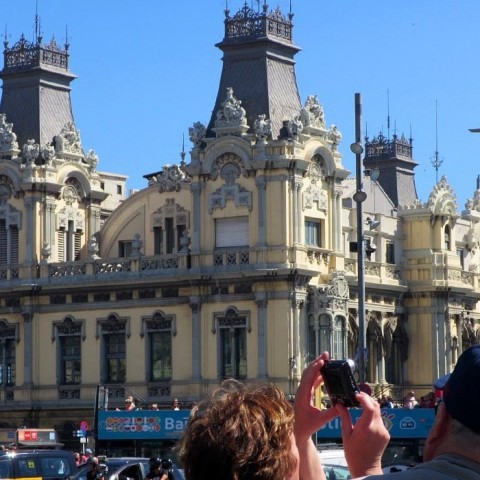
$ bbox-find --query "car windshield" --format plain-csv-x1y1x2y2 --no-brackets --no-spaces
322,463,351,480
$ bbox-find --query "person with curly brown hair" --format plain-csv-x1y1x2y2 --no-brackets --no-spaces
177,351,389,480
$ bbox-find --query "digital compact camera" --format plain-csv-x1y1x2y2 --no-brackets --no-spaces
320,359,360,408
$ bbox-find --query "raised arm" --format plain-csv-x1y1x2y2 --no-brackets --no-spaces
294,352,339,480
336,393,390,478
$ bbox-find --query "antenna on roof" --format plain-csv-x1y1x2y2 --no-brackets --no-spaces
431,99,443,184
387,89,390,141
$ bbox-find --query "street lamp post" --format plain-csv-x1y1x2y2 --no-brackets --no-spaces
351,93,367,384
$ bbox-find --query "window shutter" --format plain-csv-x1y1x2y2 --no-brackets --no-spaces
57,230,65,261
216,217,248,248
74,232,82,260
10,227,19,264
0,220,6,264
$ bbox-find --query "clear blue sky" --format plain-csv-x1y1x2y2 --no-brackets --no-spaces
2,0,480,207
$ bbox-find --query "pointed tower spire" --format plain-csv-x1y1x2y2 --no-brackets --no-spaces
207,3,301,139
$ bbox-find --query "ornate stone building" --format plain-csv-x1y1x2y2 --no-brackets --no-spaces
0,4,479,444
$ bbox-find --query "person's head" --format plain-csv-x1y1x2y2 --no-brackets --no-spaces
87,457,99,470
177,380,297,480
424,345,480,461
125,396,134,405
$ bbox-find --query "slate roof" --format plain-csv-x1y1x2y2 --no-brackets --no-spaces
207,6,302,139
0,37,76,149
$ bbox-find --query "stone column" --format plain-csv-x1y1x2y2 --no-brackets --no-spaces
255,293,268,378
256,177,267,247
43,199,56,258
190,183,202,254
189,297,202,380
333,184,343,251
22,306,34,386
294,178,303,244
24,197,36,265
291,295,305,381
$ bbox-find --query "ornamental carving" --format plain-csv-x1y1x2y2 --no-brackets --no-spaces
0,177,13,206
151,164,189,193
152,201,190,229
303,184,327,211
209,175,252,213
22,139,40,165
41,143,56,165
427,175,458,217
215,87,247,128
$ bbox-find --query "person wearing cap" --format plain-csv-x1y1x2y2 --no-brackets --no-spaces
339,345,480,479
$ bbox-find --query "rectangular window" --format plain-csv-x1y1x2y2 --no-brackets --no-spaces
150,331,172,381
386,242,395,264
105,333,126,383
0,339,15,386
215,217,249,248
60,336,81,384
119,241,132,258
457,248,464,270
220,327,247,379
165,218,175,253
153,227,163,255
305,220,321,247
117,185,122,195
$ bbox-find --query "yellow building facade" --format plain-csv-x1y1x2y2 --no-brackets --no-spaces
0,5,479,447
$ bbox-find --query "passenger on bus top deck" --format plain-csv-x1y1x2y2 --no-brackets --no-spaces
125,396,135,411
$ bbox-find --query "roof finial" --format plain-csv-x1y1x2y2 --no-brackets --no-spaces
289,0,294,20
225,0,230,18
65,25,70,50
34,0,42,44
3,23,8,49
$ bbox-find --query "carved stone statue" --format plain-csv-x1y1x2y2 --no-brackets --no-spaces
328,124,342,150
0,113,19,152
254,114,272,141
54,122,83,155
215,87,247,128
189,121,207,147
88,235,99,259
85,149,99,172
300,95,326,130
286,116,303,140
131,233,143,257
41,143,56,165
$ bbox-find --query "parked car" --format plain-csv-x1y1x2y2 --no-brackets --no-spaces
0,449,77,480
74,457,184,480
